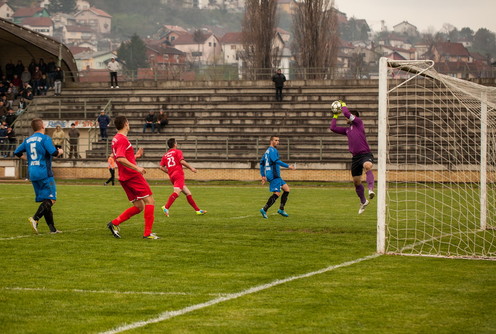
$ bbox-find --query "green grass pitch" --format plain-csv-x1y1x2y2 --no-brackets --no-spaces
0,182,495,333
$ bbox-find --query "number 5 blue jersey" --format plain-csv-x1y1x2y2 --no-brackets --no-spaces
259,146,289,181
14,132,57,181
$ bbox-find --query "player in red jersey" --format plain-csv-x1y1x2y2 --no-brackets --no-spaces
106,115,159,239
159,138,207,217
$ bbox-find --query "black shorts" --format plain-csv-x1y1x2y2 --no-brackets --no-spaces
351,153,374,177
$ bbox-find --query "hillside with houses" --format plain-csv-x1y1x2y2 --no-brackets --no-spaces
1,0,494,80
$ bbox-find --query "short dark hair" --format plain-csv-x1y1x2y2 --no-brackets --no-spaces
114,115,128,130
31,118,43,131
350,110,360,118
167,137,176,148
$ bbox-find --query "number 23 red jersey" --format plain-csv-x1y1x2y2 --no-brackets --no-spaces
160,148,184,177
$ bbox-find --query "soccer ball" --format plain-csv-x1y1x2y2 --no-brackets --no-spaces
330,101,342,115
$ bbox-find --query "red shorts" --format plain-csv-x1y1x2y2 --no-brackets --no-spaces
169,172,185,189
120,174,152,202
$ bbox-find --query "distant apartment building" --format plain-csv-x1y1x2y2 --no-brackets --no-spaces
20,17,54,37
74,7,111,35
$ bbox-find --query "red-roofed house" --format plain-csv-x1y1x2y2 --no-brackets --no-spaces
424,42,486,78
428,42,472,63
13,6,50,24
220,32,244,64
0,2,14,21
74,7,111,34
20,17,54,37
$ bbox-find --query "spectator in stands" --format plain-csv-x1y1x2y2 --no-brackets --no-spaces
107,57,120,88
53,67,64,96
28,58,37,75
5,108,17,128
0,95,10,110
156,108,169,133
104,153,116,186
15,60,24,77
5,126,15,157
17,97,28,115
46,58,57,89
0,101,8,119
51,125,66,157
97,110,111,141
11,74,22,97
38,74,49,96
0,122,6,157
6,84,15,107
38,58,47,75
68,123,80,159
272,68,286,102
142,110,156,133
21,67,31,86
5,60,15,81
31,66,43,96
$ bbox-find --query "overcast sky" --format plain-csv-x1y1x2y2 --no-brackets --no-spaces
334,0,496,34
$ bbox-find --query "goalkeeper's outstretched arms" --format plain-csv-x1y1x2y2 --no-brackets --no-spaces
329,100,347,135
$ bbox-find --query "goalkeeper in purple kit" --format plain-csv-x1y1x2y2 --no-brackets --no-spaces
330,101,375,214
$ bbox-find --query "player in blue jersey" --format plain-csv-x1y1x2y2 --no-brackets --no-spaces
330,101,375,214
14,118,63,234
259,136,295,218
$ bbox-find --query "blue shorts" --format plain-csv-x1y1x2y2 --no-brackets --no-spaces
32,177,57,202
268,177,286,192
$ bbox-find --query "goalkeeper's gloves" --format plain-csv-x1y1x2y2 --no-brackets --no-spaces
333,113,340,119
339,100,347,107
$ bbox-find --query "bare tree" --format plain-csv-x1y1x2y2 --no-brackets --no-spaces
291,0,339,79
242,0,278,79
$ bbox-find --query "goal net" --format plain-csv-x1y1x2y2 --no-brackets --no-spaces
377,58,496,259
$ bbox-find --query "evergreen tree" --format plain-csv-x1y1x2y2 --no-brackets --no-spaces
117,33,148,72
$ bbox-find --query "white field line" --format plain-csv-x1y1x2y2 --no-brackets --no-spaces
100,253,381,334
2,287,218,296
0,227,98,241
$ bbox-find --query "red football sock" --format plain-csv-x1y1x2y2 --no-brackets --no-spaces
143,205,155,236
165,192,179,209
112,206,141,225
186,195,200,211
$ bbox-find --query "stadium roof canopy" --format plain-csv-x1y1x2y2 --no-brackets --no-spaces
0,18,78,81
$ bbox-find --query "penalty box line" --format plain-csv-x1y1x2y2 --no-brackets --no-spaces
101,253,381,334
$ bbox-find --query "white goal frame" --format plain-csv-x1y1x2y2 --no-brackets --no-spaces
377,57,496,259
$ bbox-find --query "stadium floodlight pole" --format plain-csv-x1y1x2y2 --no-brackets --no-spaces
376,57,388,254
480,91,488,230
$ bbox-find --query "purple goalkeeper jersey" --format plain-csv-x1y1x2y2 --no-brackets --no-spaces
330,106,371,156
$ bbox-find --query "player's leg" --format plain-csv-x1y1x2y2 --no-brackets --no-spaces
107,180,143,238
142,195,159,239
43,200,60,233
364,160,375,199
277,183,290,217
261,178,283,218
162,186,181,217
182,185,207,215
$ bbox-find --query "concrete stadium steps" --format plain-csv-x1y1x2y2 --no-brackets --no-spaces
22,80,381,162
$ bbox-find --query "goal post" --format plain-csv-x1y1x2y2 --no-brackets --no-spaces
377,57,496,259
